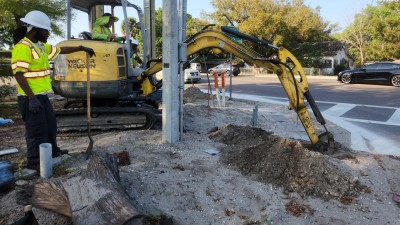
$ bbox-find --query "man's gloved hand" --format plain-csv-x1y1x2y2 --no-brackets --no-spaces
28,97,42,114
79,46,96,57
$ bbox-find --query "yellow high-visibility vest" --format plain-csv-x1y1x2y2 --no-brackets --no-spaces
11,37,61,95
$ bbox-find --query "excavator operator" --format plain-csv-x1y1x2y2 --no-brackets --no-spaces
92,13,126,42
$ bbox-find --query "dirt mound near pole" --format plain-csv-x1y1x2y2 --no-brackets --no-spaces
210,124,370,200
183,86,210,101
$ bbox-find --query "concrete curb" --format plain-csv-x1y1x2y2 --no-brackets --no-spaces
200,73,337,79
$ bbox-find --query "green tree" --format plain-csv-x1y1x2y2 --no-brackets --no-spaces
339,14,371,65
364,3,400,61
0,0,67,49
208,0,333,50
121,17,140,38
339,2,400,65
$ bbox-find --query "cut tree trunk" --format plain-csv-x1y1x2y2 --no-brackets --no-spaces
30,153,143,225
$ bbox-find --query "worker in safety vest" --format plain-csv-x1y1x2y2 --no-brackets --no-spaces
130,38,143,68
92,13,125,42
11,10,95,171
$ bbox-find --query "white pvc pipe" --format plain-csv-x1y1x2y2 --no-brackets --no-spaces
39,143,52,179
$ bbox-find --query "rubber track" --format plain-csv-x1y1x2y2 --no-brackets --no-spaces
56,106,159,133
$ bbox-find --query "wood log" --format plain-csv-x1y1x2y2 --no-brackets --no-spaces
30,153,142,225
32,180,71,217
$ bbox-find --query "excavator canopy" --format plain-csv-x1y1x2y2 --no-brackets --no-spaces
69,0,125,12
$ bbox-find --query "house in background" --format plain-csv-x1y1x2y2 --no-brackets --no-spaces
292,41,355,75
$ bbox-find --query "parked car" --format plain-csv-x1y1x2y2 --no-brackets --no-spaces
208,63,240,76
338,62,400,87
184,68,201,83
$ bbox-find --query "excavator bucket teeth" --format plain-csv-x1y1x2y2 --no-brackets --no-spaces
315,132,336,153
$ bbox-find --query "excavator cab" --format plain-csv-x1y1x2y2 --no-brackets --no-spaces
53,0,160,131
52,0,153,101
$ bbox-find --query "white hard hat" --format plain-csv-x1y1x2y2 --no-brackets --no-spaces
130,38,139,45
20,10,52,30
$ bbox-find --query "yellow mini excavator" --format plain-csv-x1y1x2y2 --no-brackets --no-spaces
52,0,334,149
143,27,334,147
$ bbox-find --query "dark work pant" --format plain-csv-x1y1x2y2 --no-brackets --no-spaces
17,95,59,164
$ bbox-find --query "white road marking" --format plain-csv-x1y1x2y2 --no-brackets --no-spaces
323,103,356,118
387,109,400,124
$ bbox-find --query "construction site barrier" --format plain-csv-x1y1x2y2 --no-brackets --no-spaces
213,71,225,107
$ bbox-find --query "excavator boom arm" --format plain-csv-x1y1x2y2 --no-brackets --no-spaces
142,29,329,145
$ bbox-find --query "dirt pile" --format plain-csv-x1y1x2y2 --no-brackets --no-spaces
183,86,210,101
3,87,400,225
210,124,370,201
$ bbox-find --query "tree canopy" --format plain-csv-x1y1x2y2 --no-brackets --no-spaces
338,2,400,65
208,0,334,50
121,17,140,38
0,0,67,49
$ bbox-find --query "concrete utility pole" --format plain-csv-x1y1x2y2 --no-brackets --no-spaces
162,0,179,143
178,0,187,140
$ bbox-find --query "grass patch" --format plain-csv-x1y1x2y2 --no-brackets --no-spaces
0,213,10,225
144,214,174,225
0,103,20,120
53,158,72,177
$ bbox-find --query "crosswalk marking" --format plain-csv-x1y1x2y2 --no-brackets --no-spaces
323,103,356,118
387,109,400,124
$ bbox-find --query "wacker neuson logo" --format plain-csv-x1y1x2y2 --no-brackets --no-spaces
67,59,96,69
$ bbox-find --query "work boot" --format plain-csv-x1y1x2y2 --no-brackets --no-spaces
26,164,39,172
26,159,40,172
52,148,69,158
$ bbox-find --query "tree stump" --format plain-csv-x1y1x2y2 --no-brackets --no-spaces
30,153,142,225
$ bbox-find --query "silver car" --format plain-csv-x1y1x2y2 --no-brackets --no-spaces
208,63,240,76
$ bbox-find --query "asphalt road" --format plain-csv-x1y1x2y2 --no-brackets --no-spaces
190,74,400,155
195,74,400,107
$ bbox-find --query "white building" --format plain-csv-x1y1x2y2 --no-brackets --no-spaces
293,41,355,75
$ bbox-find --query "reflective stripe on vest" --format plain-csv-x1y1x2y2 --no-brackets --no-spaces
11,61,30,70
20,40,40,59
24,69,51,78
48,45,58,60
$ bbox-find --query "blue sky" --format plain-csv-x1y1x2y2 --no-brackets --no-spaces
305,0,375,30
50,0,375,45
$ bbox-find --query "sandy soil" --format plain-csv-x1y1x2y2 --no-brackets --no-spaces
1,86,400,225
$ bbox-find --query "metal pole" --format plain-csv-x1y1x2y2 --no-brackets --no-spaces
144,0,155,61
111,6,115,34
121,0,131,72
67,0,71,39
178,0,187,140
162,0,179,143
128,2,147,67
229,53,233,99
90,6,104,32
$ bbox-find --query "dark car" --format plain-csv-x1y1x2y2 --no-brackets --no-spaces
208,63,240,76
338,62,400,87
